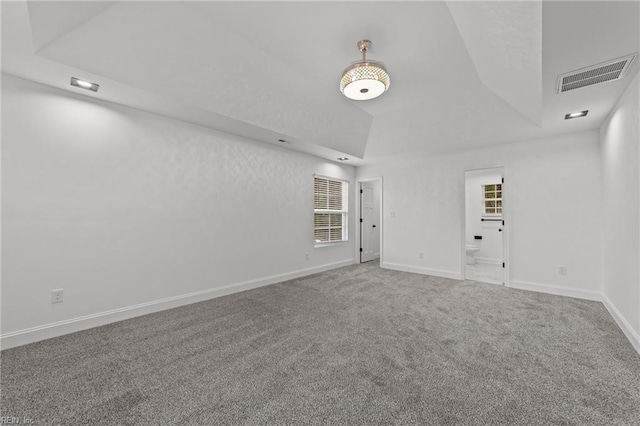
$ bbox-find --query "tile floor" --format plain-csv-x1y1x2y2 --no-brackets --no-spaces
465,261,504,285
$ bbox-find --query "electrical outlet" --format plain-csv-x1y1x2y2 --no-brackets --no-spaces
51,289,64,304
305,252,309,261
418,252,424,259
558,265,567,275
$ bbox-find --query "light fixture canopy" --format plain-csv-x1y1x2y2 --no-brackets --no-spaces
340,40,390,101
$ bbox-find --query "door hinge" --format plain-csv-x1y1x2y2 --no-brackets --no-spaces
501,177,504,183
502,262,505,268
360,189,363,193
360,218,363,223
502,220,505,226
360,248,363,252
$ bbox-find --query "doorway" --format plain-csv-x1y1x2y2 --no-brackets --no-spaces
359,179,381,263
463,168,506,285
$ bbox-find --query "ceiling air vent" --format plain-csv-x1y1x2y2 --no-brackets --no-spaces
556,54,637,93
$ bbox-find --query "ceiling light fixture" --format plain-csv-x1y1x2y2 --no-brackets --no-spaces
337,157,349,161
70,77,99,92
340,40,390,101
564,110,588,120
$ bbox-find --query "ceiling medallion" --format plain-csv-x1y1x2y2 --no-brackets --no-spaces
340,40,390,101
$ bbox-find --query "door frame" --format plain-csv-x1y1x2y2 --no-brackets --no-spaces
356,177,383,264
461,167,510,286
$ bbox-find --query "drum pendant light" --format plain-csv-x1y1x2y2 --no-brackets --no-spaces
340,40,390,101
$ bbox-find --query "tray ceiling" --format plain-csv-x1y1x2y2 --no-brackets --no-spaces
2,1,638,164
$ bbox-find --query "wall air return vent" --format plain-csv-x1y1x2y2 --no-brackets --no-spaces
556,54,637,93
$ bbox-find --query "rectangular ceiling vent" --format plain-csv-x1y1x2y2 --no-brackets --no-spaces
556,54,637,93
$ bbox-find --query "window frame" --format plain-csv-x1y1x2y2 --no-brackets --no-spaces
313,175,348,246
482,183,503,217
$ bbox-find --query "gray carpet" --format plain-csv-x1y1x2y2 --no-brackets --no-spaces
2,261,639,425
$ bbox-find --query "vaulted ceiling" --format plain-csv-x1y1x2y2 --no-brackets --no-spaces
2,1,638,165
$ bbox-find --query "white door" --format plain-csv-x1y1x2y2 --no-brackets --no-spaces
463,168,506,285
360,182,380,262
499,177,506,285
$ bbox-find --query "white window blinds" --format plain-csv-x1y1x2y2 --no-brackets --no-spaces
314,176,348,243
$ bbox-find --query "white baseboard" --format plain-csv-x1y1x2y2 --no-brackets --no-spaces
601,293,640,354
382,262,461,280
474,257,502,265
1,259,356,350
509,279,601,301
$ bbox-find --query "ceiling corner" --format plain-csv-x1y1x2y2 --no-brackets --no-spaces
447,0,542,126
27,0,118,53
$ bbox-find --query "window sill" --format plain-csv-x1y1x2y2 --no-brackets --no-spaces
314,240,348,248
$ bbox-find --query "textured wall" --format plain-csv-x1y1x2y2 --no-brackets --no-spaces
1,74,356,336
357,130,602,297
600,72,640,340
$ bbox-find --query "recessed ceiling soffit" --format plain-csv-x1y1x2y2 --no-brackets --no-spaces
27,1,117,52
25,1,371,159
447,1,543,127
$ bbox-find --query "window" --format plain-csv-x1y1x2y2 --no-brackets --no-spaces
314,176,348,244
483,183,502,216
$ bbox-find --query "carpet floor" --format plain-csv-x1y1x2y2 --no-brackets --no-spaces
2,262,639,425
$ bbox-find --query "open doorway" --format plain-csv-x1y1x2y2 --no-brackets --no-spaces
464,168,505,285
359,179,381,263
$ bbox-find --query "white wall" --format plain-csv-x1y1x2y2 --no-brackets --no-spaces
357,130,602,299
465,169,502,263
1,74,356,347
600,72,640,352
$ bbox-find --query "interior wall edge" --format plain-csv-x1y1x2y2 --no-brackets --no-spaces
381,262,462,281
0,258,357,350
509,279,602,302
601,293,640,355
